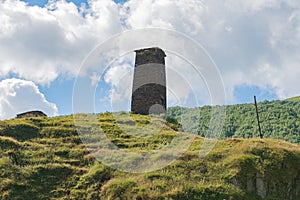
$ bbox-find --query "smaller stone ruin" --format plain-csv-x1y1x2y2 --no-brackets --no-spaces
16,111,47,119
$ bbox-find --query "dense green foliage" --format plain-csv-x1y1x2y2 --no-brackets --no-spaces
0,111,299,199
167,99,300,144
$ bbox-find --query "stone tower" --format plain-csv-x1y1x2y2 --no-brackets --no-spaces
131,47,167,115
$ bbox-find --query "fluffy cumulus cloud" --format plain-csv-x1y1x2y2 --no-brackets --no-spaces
139,0,299,101
102,54,134,111
123,0,300,100
0,78,58,119
0,0,122,118
0,0,122,84
0,0,300,115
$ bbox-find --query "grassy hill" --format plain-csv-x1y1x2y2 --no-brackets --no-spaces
286,96,300,102
0,113,300,199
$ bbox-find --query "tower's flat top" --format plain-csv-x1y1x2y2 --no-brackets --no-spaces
135,47,166,57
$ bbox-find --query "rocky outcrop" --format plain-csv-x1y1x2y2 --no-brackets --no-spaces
230,149,300,199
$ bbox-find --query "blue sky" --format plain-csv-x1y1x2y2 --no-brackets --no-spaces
24,0,125,7
0,0,299,119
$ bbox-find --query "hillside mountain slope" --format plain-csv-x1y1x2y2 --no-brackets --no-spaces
168,99,300,144
0,113,299,200
286,96,300,102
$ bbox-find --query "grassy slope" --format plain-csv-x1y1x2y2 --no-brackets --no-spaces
286,96,300,102
0,114,300,200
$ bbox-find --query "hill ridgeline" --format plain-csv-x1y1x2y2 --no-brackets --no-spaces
0,99,300,199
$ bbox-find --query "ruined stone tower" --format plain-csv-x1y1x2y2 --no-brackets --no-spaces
131,47,167,115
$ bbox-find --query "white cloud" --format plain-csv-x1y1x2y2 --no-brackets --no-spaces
0,0,122,85
122,0,205,34
0,78,58,119
1,0,300,110
165,54,210,106
103,55,134,111
121,0,300,102
90,72,101,86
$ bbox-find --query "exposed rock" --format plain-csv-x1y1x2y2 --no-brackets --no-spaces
246,178,255,193
231,164,300,199
256,172,266,198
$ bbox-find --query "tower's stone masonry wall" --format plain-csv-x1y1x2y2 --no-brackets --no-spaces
131,47,167,115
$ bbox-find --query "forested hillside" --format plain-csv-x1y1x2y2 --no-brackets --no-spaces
168,98,300,144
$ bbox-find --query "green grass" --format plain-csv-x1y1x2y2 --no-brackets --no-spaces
0,113,299,199
285,96,300,102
